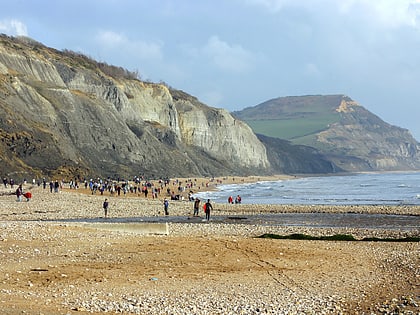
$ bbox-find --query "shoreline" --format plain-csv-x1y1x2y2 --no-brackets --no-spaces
3,170,419,201
1,184,419,226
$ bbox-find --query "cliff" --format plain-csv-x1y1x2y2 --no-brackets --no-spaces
233,95,420,172
0,35,269,179
318,99,420,171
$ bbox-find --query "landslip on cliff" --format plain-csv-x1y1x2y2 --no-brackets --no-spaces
0,35,269,179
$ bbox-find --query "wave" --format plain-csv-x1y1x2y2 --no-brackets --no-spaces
193,172,420,206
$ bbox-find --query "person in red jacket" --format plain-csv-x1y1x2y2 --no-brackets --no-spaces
23,192,32,201
228,196,233,204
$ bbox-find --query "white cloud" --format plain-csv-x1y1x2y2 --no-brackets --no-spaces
0,19,28,36
95,30,163,60
96,31,126,46
244,0,420,29
343,0,420,29
203,36,257,73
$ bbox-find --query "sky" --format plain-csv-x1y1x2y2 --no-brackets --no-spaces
1,0,420,140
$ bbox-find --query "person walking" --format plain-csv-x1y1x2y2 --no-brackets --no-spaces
204,199,213,221
103,198,109,218
163,198,169,215
54,180,60,193
193,198,200,216
16,184,23,202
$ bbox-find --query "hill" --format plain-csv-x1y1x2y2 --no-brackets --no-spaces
0,35,270,180
1,36,340,180
233,95,420,172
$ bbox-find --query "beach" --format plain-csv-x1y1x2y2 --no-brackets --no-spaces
0,180,419,314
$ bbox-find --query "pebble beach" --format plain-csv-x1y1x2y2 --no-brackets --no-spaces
0,182,419,314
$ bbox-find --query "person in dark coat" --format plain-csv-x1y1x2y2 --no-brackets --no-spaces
103,198,109,218
204,199,213,221
163,198,169,215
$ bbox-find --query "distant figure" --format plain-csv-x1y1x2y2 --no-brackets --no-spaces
16,184,23,202
23,192,32,202
204,199,213,221
163,198,169,215
235,195,242,204
228,196,233,204
54,180,59,193
193,198,201,216
103,198,109,218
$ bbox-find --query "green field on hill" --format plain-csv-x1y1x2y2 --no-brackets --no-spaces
245,112,339,144
235,95,343,145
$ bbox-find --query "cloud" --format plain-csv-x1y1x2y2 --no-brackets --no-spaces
0,19,28,36
95,30,163,60
95,31,126,46
341,0,420,29
244,0,420,29
203,36,258,73
243,0,293,12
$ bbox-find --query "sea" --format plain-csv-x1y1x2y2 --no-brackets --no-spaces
193,172,420,206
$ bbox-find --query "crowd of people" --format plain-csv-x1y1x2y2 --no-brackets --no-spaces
4,175,243,221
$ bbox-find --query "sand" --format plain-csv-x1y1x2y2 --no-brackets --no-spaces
0,179,418,314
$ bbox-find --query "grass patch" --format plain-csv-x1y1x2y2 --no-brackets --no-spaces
244,112,339,147
245,117,336,141
257,233,419,242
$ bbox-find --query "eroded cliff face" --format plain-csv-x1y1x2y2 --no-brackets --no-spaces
172,90,268,168
0,35,269,178
234,94,420,172
318,101,420,171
